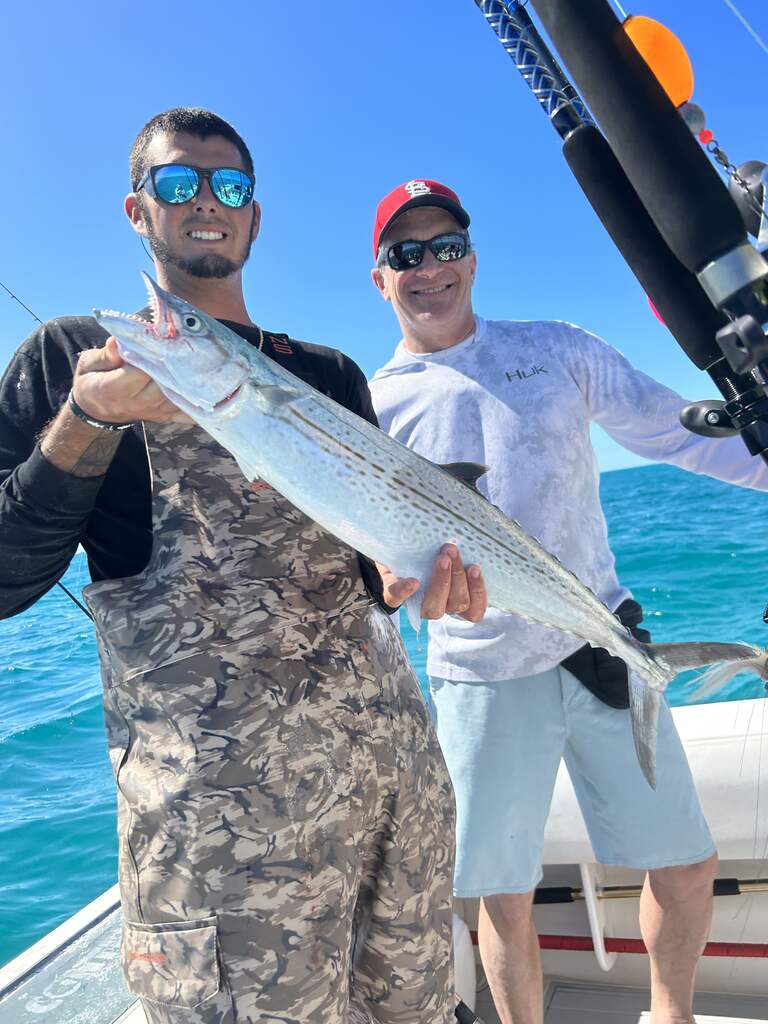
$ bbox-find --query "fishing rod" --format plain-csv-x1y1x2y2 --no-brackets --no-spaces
527,0,768,456
474,0,768,466
0,276,94,621
533,875,768,904
468,875,768,959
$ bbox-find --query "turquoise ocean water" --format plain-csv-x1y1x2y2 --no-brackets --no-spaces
1,463,766,969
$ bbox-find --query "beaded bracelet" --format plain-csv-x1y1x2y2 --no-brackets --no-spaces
67,390,135,432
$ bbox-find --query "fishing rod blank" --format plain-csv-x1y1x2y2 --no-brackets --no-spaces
474,0,767,457
562,123,768,452
527,0,768,437
476,0,729,369
472,0,593,137
526,0,767,311
561,124,725,371
534,876,768,904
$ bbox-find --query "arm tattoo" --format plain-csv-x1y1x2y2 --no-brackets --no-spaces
69,432,123,477
39,407,123,477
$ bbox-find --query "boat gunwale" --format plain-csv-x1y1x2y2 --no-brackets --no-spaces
0,883,121,1002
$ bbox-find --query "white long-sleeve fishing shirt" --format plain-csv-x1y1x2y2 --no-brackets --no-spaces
369,316,768,682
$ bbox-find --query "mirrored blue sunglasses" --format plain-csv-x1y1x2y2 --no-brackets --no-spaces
136,164,254,209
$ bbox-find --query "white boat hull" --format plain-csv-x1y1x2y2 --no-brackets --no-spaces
1,699,766,1021
457,696,768,1009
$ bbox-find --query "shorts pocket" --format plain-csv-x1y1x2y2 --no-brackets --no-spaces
122,917,221,1008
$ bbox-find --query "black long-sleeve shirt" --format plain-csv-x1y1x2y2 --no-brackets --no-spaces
0,314,388,619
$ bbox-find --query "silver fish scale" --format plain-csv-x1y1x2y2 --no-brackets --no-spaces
199,349,669,691
93,276,768,789
98,285,669,694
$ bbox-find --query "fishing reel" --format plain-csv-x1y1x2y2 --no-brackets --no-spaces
676,127,768,446
476,0,768,459
681,314,768,449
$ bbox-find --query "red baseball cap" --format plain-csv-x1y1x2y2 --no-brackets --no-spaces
372,179,470,257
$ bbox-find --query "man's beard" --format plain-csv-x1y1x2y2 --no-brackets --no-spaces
143,209,254,279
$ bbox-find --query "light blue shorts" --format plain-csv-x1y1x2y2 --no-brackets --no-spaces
428,666,715,898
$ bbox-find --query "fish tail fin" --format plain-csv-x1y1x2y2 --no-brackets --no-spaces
691,651,768,702
647,641,765,674
646,642,768,702
627,642,768,787
628,671,660,790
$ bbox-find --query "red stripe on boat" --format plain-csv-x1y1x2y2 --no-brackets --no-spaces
468,931,768,958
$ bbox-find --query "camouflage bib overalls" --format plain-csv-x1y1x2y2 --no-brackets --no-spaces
83,420,455,1023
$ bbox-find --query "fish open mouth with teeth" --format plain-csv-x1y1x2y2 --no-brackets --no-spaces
95,273,250,414
93,273,768,788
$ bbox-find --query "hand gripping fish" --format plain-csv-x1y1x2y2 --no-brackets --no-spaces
94,274,768,788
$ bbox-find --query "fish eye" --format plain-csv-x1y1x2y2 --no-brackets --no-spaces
183,314,202,332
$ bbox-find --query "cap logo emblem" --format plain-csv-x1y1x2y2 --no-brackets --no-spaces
404,180,432,197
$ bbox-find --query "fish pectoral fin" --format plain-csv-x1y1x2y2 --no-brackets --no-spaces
234,453,261,482
404,592,422,634
439,461,490,491
251,384,305,412
628,672,660,790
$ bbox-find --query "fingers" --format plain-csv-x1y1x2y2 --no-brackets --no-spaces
462,564,488,622
445,546,471,615
420,545,488,622
104,336,125,367
76,338,125,373
375,561,420,610
419,545,456,619
385,576,421,609
73,342,185,424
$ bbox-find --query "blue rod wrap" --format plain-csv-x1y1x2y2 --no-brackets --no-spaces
474,0,593,136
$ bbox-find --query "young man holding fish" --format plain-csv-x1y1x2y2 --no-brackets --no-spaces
0,113,487,1024
368,180,768,1024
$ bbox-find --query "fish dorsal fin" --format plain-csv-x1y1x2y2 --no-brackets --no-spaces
439,461,489,491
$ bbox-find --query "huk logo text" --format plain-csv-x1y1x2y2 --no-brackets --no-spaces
505,365,548,381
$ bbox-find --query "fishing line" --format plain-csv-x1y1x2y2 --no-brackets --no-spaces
737,696,757,774
610,0,627,19
754,698,767,863
0,279,94,620
728,693,768,954
0,279,44,326
733,700,767,951
722,0,768,60
56,578,94,622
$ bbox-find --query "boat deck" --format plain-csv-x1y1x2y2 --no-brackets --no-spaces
2,883,766,1023
109,981,768,1023
542,982,768,1024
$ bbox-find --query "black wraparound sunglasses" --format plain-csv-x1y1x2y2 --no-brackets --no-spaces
380,232,470,272
136,164,255,209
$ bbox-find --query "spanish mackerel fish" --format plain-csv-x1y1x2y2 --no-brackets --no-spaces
95,274,768,788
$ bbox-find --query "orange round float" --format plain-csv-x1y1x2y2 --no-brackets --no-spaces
623,14,694,107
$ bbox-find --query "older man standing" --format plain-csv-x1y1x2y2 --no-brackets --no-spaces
368,179,768,1024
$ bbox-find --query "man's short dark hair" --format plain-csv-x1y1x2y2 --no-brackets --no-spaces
130,108,254,190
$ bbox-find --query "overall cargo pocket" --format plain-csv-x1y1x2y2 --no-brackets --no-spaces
122,917,222,1009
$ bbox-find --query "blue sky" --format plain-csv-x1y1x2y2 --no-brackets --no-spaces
1,0,765,471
